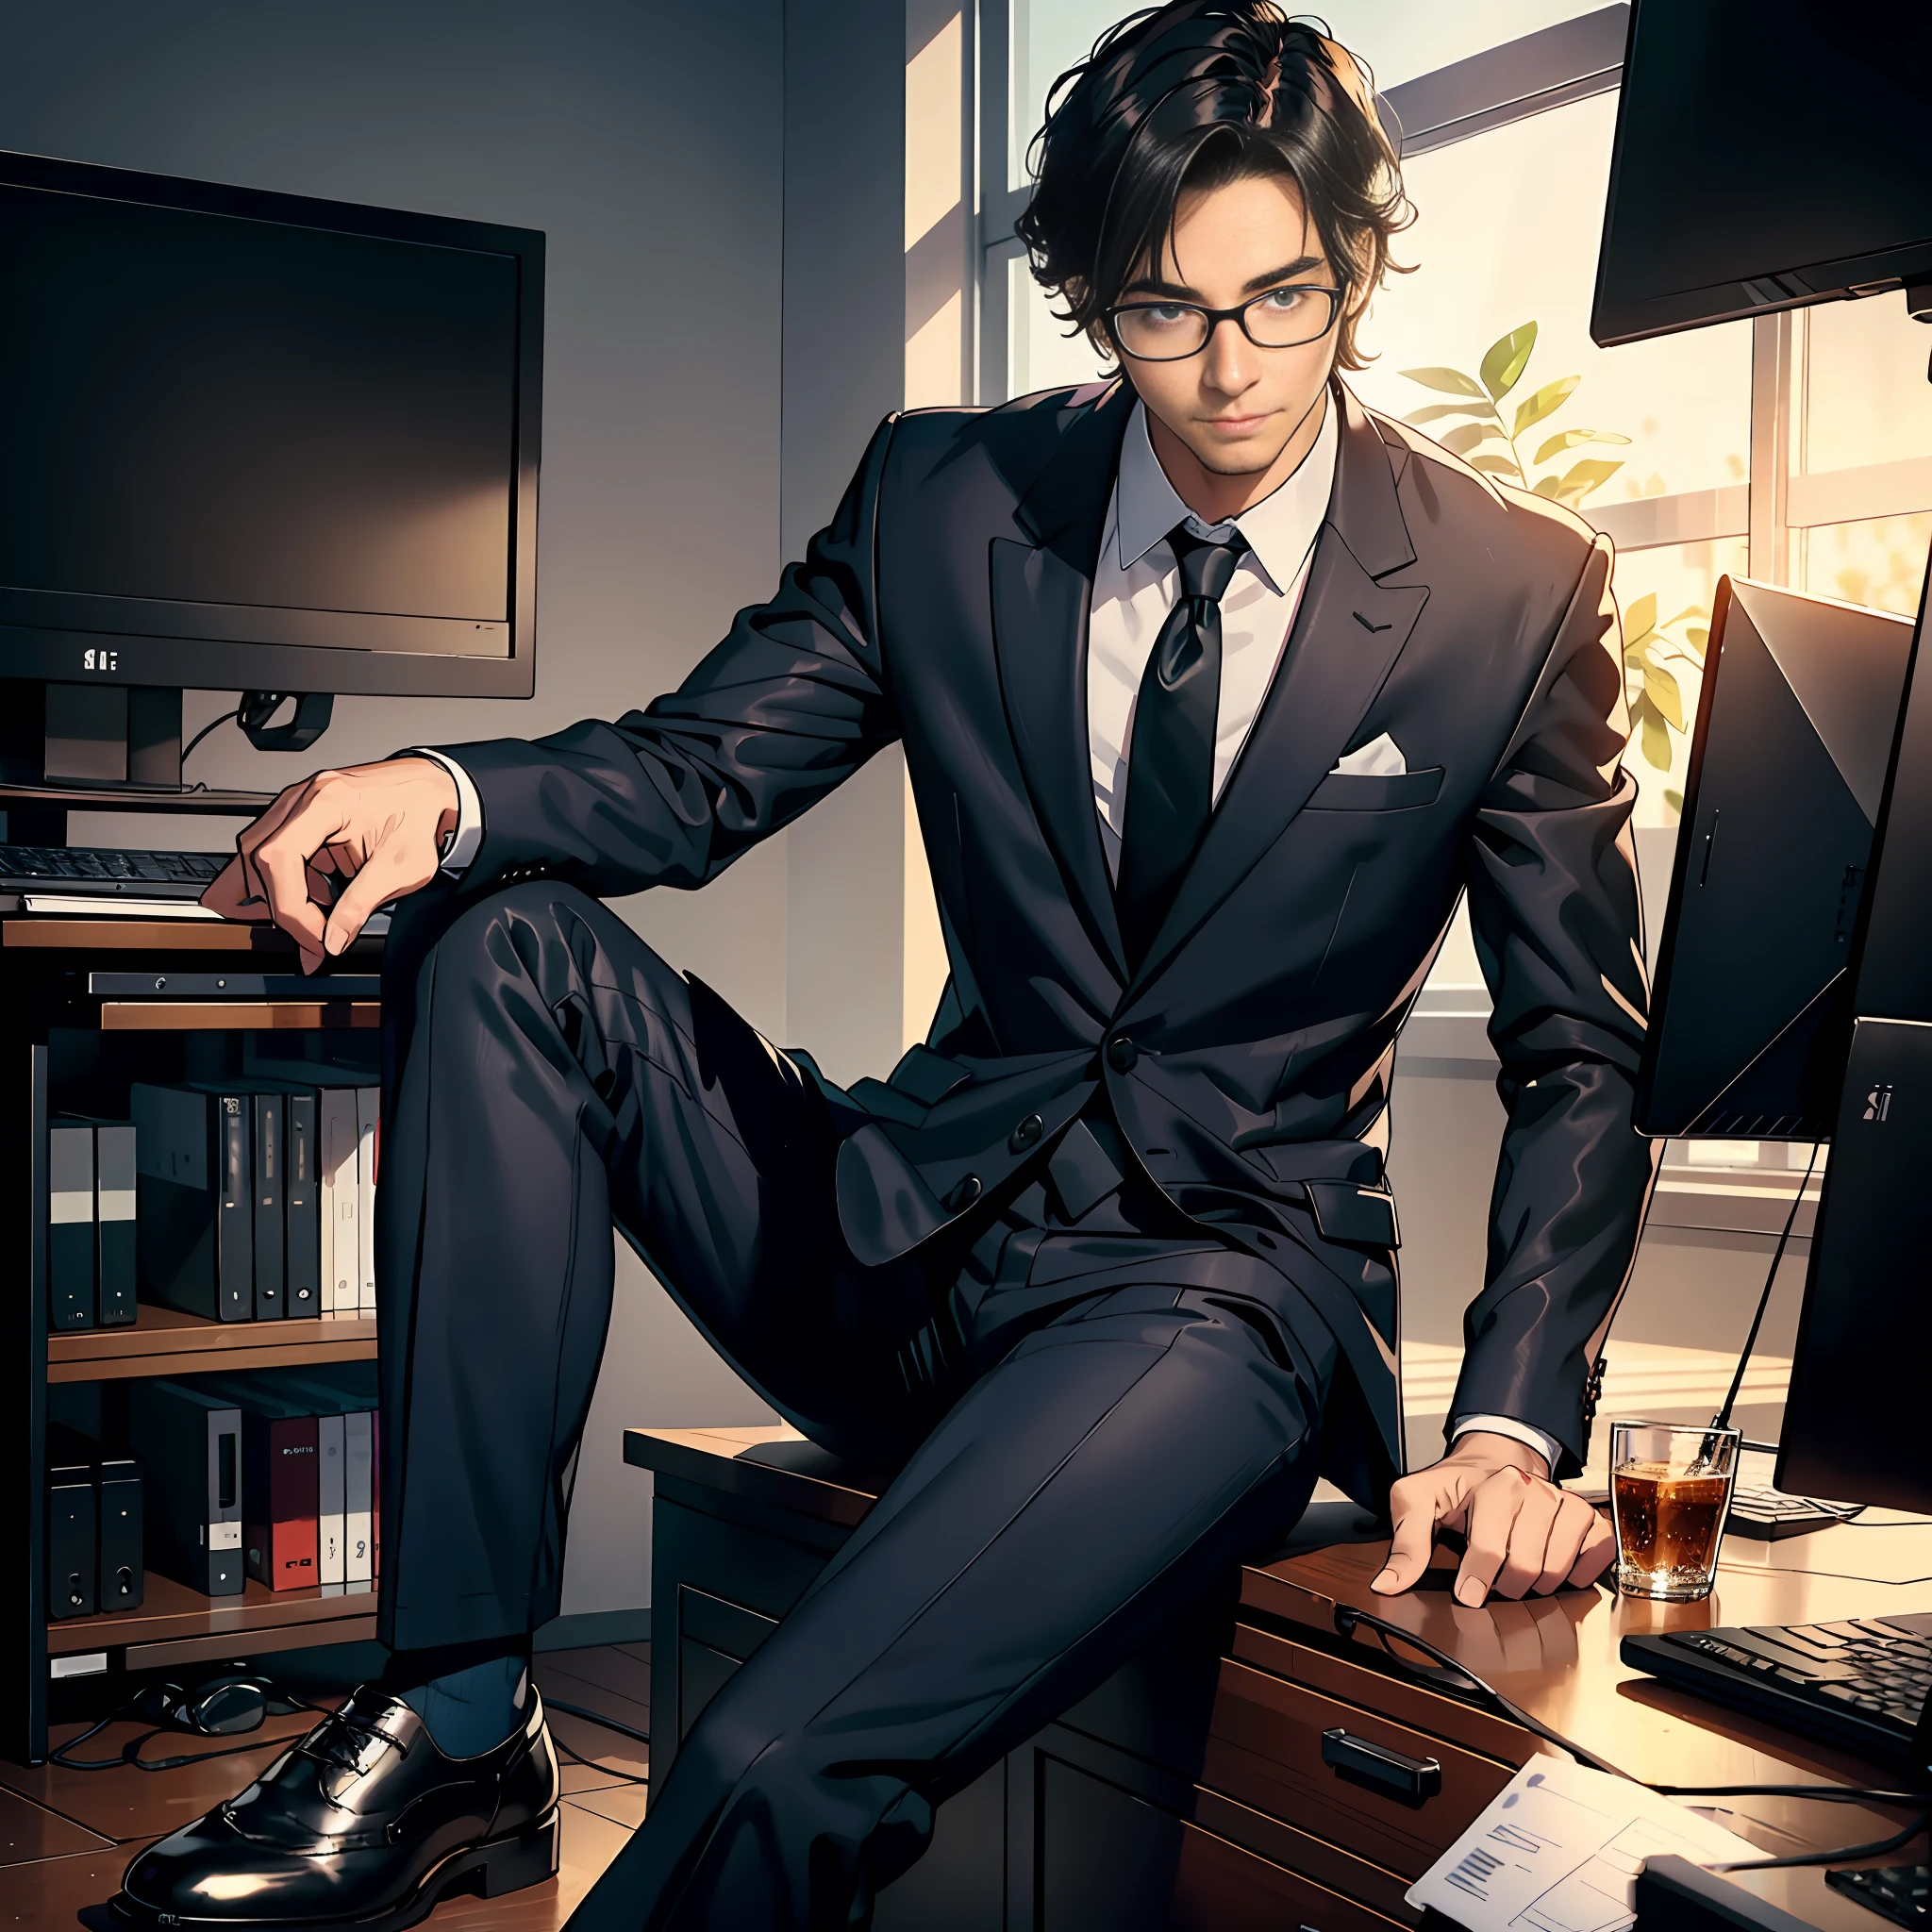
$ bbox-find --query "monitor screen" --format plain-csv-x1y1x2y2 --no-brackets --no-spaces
1634,577,1913,1139
0,151,541,697
1592,0,1932,345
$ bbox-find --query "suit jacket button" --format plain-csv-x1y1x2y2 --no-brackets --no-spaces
1106,1033,1138,1073
943,1174,982,1213
1008,1113,1042,1153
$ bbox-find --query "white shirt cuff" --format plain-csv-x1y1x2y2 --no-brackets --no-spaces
406,748,484,877
1450,1413,1564,1476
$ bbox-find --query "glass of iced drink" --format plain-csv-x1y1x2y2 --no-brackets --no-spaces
1609,1421,1740,1601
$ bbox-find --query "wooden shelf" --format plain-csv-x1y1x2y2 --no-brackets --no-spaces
0,780,274,815
5,918,301,953
98,999,380,1031
48,1305,376,1384
48,1569,377,1662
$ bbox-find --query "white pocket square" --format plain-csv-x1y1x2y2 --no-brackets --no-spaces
1329,731,1407,778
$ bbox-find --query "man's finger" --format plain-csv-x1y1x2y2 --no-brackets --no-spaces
251,787,358,954
1567,1508,1618,1589
321,838,437,957
235,780,314,906
1534,1491,1604,1593
200,856,272,922
1491,1478,1562,1600
1455,1468,1529,1607
1374,1468,1471,1593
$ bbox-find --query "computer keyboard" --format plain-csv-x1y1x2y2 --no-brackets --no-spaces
0,844,226,900
1728,1480,1862,1541
1624,1613,1932,1771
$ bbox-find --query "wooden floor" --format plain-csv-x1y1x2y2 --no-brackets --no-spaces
0,1646,649,1931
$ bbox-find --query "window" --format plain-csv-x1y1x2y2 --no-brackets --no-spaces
983,1,1932,838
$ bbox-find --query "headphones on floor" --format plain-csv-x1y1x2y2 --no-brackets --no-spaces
52,1670,316,1771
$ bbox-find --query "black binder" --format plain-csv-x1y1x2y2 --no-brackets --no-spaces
46,1456,97,1619
284,1091,320,1317
131,1084,253,1323
48,1123,95,1330
92,1121,139,1327
250,1092,286,1321
128,1379,244,1596
96,1455,144,1611
48,1427,144,1612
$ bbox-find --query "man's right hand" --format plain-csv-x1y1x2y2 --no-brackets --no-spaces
201,757,461,974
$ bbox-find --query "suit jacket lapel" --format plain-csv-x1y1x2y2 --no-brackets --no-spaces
1129,387,1430,991
991,381,1136,982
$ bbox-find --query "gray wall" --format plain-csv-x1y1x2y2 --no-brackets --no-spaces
1,0,832,1618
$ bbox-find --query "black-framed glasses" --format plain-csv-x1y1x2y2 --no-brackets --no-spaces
1105,285,1343,361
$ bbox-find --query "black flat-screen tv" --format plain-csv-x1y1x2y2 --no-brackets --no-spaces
0,149,542,698
1592,0,1932,346
1634,577,1913,1139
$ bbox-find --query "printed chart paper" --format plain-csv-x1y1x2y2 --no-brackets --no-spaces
1407,1755,1759,1932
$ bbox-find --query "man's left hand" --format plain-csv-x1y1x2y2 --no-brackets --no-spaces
1371,1431,1614,1607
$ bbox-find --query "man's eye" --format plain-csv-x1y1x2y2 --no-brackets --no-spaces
1259,286,1312,311
1140,304,1192,327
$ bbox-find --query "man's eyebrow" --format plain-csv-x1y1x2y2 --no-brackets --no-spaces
1118,256,1328,301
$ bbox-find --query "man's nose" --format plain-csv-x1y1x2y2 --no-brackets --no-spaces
1202,315,1257,392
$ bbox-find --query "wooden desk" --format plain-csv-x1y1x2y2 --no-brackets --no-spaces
626,1424,1932,1932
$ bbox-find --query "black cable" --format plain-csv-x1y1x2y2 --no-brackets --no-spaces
1334,1606,1635,1779
542,1694,650,1786
1709,1809,1929,1873
1711,1141,1819,1434
50,1677,321,1772
543,1695,649,1749
1332,1605,1932,1846
180,707,241,769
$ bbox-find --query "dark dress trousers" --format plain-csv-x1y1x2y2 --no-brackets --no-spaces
372,378,1656,1930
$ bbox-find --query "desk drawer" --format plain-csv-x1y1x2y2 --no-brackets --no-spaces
1191,1657,1515,1878
1039,1752,1408,1932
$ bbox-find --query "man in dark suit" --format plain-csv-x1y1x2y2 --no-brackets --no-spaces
123,6,1655,1929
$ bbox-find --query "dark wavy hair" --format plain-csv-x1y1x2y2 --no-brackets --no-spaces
1014,3,1413,375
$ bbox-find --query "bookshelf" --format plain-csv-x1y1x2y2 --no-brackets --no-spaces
48,1306,377,1385
3,906,386,1764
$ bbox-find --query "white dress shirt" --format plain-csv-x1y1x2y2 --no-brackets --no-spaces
419,388,1560,1476
1087,394,1335,881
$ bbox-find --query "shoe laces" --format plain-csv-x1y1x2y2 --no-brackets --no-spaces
298,1703,408,1779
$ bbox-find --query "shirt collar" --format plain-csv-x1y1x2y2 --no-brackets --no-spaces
1113,385,1341,594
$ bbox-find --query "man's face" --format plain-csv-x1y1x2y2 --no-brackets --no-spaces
1113,171,1345,485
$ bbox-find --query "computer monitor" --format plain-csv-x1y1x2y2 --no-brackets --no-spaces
1591,0,1932,346
0,148,542,741
1778,550,1932,1512
1633,577,1912,1139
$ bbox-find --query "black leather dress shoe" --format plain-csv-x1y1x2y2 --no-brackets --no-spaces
113,1683,560,1930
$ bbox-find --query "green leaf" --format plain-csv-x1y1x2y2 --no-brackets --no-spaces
1479,323,1538,401
1469,454,1523,478
1644,665,1685,729
1685,625,1708,646
1664,788,1685,816
1405,401,1492,425
1641,708,1674,771
1401,366,1488,398
1441,421,1504,457
1512,375,1579,436
1623,591,1657,642
1531,475,1567,499
1554,457,1624,502
1534,427,1632,462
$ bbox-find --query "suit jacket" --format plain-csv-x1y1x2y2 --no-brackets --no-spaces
442,377,1657,1493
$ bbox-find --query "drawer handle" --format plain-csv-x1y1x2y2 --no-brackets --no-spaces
1321,1726,1442,1807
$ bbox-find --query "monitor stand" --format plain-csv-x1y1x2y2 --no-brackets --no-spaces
0,681,291,845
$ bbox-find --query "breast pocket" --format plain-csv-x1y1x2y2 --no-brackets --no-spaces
1305,766,1443,811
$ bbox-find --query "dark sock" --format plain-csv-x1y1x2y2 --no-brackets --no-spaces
381,1638,531,1759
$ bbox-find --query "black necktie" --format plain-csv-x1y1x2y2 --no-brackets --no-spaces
1115,522,1248,970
